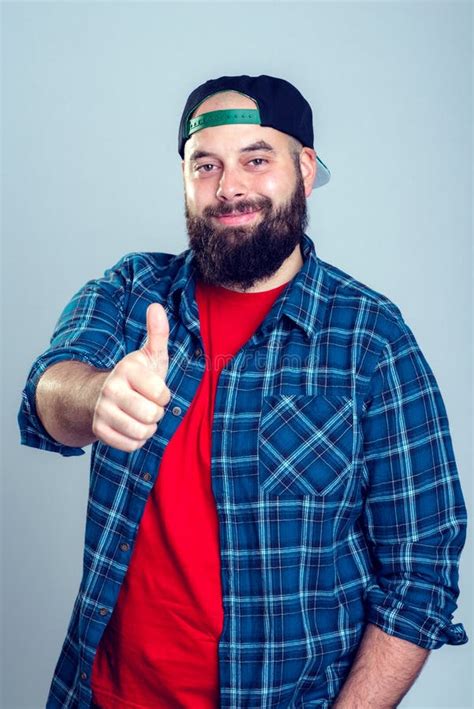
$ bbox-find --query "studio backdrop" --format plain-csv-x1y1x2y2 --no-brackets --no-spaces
2,2,472,708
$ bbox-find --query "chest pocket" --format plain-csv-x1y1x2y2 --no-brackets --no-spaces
258,394,353,497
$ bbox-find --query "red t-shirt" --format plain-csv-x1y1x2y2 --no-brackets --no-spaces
91,278,289,708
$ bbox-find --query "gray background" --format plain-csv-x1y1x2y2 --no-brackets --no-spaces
2,1,472,707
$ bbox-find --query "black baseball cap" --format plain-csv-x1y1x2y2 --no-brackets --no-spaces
178,74,331,188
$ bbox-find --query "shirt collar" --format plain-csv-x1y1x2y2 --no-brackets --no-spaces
166,233,328,340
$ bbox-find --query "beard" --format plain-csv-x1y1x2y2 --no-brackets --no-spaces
184,166,309,292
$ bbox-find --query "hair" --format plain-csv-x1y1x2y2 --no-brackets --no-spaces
288,136,304,172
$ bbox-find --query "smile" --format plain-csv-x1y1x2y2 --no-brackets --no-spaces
213,209,261,226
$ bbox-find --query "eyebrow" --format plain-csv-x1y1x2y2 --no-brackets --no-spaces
189,140,276,162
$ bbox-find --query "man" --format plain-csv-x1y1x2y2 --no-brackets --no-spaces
19,75,468,709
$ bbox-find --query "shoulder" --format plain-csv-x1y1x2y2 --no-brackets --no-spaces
102,248,189,298
316,257,409,344
109,249,187,282
319,257,403,321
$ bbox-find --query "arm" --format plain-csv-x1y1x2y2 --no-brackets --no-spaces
35,304,171,452
19,255,171,455
333,623,429,708
35,361,109,448
18,256,132,456
358,319,468,649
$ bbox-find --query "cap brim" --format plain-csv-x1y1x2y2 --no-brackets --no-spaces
314,156,331,188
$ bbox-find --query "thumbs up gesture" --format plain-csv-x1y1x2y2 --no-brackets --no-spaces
92,303,172,452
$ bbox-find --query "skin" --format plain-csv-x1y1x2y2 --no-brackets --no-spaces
332,623,429,708
37,91,318,451
182,90,317,292
36,303,171,452
35,89,430,706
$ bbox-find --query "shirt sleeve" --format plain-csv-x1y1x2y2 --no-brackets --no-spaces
17,255,132,457
360,317,469,650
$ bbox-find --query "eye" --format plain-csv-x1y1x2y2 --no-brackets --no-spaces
248,158,268,167
195,163,216,173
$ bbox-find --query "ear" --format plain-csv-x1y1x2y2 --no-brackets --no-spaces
299,148,317,197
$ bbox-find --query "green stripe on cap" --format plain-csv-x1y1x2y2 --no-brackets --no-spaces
187,108,261,137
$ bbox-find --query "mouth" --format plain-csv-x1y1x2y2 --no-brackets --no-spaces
213,209,261,226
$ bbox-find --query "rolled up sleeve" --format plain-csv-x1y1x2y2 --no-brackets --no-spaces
361,318,468,650
18,255,131,457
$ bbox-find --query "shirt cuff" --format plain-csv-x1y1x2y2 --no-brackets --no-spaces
365,584,468,650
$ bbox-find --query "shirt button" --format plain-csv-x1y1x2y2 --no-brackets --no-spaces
194,347,203,358
98,608,109,616
80,671,88,681
172,406,182,416
119,542,130,552
142,472,152,482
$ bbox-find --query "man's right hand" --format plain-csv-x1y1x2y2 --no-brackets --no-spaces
92,303,171,452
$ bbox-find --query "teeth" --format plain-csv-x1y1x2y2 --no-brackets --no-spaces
222,210,256,216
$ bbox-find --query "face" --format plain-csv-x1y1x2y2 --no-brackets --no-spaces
182,92,316,291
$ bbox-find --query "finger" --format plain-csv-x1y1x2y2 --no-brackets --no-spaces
156,385,171,407
94,421,150,453
125,364,170,405
142,303,169,377
96,404,159,443
106,387,163,425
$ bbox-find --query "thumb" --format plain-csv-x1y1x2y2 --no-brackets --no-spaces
141,303,169,377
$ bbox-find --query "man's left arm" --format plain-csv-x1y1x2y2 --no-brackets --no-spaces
333,623,429,708
337,318,468,706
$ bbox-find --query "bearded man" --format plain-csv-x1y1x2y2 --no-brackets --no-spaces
19,74,468,709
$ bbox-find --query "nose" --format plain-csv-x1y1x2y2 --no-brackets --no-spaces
215,167,248,202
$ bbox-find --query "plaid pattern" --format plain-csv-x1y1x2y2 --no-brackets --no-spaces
18,234,468,708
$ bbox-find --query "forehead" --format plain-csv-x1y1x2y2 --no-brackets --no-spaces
184,123,291,160
191,90,257,116
185,89,293,160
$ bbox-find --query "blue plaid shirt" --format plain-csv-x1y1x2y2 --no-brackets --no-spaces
18,233,468,708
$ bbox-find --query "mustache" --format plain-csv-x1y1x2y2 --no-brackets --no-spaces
203,196,273,218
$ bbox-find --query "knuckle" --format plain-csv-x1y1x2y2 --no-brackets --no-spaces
146,408,160,425
129,419,157,442
102,379,119,400
148,420,158,435
93,419,105,438
115,357,136,381
127,420,147,441
140,402,159,424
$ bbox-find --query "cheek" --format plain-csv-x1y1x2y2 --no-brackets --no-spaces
185,179,215,211
255,171,293,200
